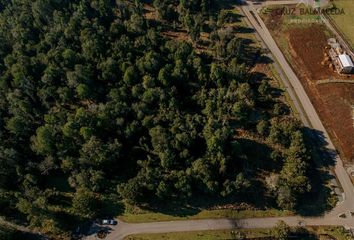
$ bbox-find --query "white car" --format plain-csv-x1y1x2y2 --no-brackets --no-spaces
102,219,117,225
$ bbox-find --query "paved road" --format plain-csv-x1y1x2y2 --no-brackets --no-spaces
86,1,354,239
97,216,354,240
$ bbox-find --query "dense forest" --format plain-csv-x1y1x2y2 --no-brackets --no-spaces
0,0,313,237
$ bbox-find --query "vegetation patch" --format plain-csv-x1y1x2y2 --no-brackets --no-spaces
0,0,326,238
120,202,293,223
124,223,352,240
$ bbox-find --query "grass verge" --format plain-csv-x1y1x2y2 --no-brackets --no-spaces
119,203,293,223
124,229,267,240
124,226,352,240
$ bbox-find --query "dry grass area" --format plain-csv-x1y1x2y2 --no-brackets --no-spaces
143,3,211,53
330,0,354,48
262,6,354,163
120,202,293,223
143,3,157,20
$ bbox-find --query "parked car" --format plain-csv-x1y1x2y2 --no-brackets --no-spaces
102,219,117,225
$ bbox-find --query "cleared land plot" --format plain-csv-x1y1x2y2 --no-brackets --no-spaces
316,83,354,163
287,25,338,80
330,0,354,48
262,6,354,163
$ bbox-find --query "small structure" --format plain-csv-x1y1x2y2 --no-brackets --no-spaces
338,54,354,73
328,38,342,54
326,38,354,74
297,0,330,8
312,0,330,9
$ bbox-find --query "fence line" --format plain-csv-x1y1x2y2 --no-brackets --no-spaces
323,13,354,56
316,79,354,85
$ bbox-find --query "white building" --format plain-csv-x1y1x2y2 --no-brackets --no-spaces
338,54,354,74
297,0,330,8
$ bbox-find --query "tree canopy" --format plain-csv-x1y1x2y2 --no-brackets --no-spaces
0,0,313,237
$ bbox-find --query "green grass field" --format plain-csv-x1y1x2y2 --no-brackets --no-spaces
124,227,352,240
330,0,354,47
124,229,270,240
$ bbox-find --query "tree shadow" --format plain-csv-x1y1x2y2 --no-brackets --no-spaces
270,86,285,98
293,227,319,240
81,224,114,240
198,39,211,48
250,71,268,83
241,45,274,67
140,192,276,219
217,0,248,8
296,167,335,216
296,127,338,216
304,128,336,168
237,138,277,172
99,196,125,218
15,231,46,240
257,55,274,64
139,200,201,218
235,26,255,34
214,0,238,11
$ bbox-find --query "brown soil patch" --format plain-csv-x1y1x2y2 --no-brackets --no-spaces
143,4,157,20
316,84,354,162
288,25,339,80
163,30,190,42
263,7,284,32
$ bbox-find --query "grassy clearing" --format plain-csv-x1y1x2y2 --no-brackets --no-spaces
124,229,270,240
124,226,352,240
119,203,293,223
330,0,354,48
